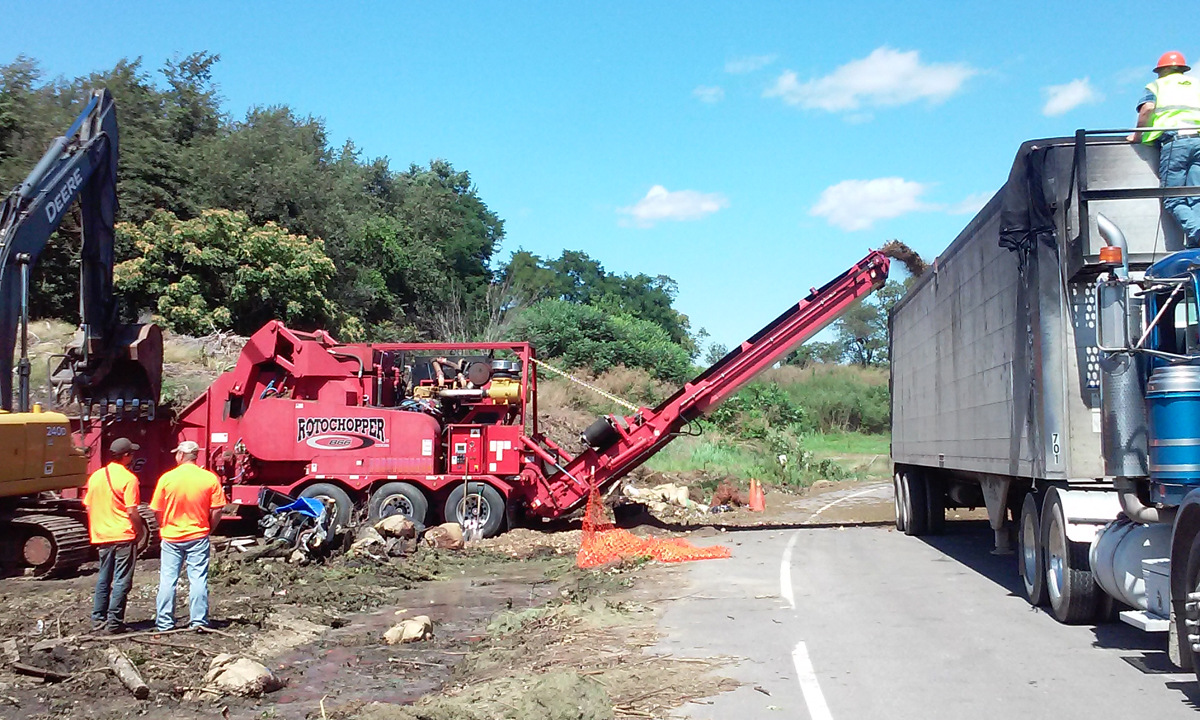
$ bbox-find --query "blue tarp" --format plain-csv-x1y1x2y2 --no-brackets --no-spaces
272,497,326,520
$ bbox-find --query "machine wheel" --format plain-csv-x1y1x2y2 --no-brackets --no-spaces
1041,490,1101,624
926,475,946,535
893,472,907,532
368,482,429,525
1182,532,1200,679
902,471,929,537
444,482,506,539
10,515,90,577
300,482,354,530
135,504,160,558
1018,493,1047,606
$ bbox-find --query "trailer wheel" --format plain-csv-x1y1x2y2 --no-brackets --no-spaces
300,483,354,530
902,471,929,537
444,482,505,539
1041,490,1100,624
369,482,429,525
926,475,946,535
893,472,907,532
1182,532,1200,680
1018,493,1047,606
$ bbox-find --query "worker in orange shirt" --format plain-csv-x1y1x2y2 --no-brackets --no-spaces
83,437,145,634
151,440,228,631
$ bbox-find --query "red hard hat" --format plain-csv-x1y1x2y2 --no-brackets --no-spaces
1155,51,1190,72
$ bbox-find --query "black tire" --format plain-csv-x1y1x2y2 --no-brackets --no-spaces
368,482,429,524
903,471,929,537
299,482,354,529
136,503,160,558
926,475,946,535
443,482,506,539
893,471,907,532
1182,532,1200,679
1041,489,1101,624
1018,493,1047,607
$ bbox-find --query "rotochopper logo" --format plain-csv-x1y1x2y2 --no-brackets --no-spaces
297,417,388,450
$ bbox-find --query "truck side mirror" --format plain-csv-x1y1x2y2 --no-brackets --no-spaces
1096,279,1132,351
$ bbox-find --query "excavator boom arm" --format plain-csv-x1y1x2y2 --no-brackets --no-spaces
0,90,120,410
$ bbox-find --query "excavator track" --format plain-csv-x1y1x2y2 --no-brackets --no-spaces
7,514,90,577
136,503,160,558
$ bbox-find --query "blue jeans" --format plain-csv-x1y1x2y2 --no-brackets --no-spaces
1160,135,1200,247
156,536,211,631
92,541,135,630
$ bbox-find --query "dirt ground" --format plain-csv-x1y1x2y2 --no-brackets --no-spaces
0,528,736,720
0,474,899,720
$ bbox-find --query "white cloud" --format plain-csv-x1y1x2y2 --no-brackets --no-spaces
946,191,992,215
693,85,725,104
619,186,729,228
811,178,932,231
725,54,777,74
764,47,976,112
1114,66,1147,87
1042,77,1102,116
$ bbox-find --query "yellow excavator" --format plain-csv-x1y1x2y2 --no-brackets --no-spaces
0,89,162,575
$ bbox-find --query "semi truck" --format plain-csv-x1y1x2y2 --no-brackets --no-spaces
890,130,1200,674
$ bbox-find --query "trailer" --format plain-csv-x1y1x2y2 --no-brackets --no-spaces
891,130,1200,674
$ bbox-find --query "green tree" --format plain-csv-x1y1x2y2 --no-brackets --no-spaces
508,299,692,382
704,342,728,366
1,54,224,318
502,249,695,353
785,341,846,367
398,160,503,304
161,52,223,146
833,279,907,367
115,209,336,335
3,52,704,356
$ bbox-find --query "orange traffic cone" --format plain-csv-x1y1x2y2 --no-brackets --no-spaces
748,478,765,512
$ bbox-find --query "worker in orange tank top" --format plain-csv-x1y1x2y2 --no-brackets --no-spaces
83,437,146,634
151,440,228,631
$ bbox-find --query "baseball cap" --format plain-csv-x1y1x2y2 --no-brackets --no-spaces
109,438,141,456
172,440,201,454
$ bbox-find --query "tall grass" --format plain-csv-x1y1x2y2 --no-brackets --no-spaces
756,364,889,433
639,364,891,489
534,363,892,489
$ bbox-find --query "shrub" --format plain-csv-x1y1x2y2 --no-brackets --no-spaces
508,299,692,382
115,209,337,335
709,383,811,438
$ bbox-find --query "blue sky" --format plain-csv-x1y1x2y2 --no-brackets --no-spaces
3,1,1195,350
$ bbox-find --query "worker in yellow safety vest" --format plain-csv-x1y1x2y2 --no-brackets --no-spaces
1130,51,1200,247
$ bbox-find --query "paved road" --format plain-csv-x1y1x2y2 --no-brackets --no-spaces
656,483,1200,719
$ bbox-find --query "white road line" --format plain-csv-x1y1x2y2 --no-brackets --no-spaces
792,641,834,720
780,531,799,609
779,484,885,609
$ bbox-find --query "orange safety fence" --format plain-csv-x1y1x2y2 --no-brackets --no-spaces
576,488,732,568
